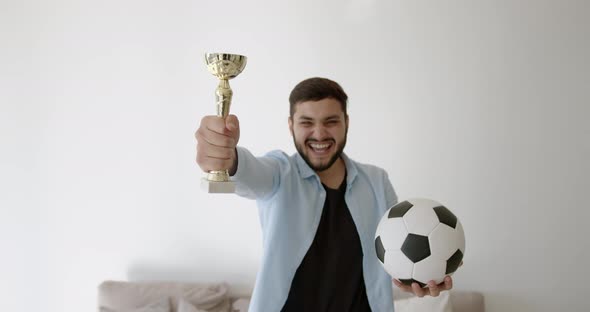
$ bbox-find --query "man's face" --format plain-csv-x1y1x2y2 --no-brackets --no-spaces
289,98,349,172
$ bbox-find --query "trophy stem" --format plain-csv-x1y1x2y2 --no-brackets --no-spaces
203,52,246,193
216,79,232,118
204,78,233,192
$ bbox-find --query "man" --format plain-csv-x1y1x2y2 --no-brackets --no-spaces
195,77,454,311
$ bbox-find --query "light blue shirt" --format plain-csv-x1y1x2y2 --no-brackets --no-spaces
233,146,398,311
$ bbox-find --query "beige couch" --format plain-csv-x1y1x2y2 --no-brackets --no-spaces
98,280,484,312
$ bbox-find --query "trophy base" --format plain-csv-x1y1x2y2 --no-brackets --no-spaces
201,178,235,193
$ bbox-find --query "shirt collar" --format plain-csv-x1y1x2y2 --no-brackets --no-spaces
295,152,359,187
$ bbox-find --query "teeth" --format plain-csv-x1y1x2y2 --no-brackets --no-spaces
310,143,330,149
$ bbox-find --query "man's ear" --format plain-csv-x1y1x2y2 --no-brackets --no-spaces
288,116,294,135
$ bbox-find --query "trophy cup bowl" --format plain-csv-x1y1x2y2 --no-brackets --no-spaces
202,53,247,193
205,53,247,80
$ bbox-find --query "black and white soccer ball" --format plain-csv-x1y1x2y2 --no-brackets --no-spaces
374,198,465,287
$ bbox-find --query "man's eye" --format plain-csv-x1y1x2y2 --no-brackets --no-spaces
300,122,312,126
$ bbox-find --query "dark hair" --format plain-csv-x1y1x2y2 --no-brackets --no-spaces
289,77,348,117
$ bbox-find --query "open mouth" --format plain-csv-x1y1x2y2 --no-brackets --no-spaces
307,141,334,155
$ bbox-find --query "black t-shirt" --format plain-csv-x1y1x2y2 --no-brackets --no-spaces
280,177,372,312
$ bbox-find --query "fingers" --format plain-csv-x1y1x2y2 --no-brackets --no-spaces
392,279,413,293
225,114,239,132
428,276,453,296
412,282,427,298
196,143,235,172
196,115,240,146
199,116,227,135
197,125,237,148
443,276,453,290
393,279,406,289
392,278,453,298
392,279,431,297
427,280,441,297
225,114,240,145
197,139,235,159
195,115,240,172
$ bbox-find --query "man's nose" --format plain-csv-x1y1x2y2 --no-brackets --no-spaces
311,125,329,140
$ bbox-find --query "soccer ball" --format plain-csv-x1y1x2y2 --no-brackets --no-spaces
374,198,465,287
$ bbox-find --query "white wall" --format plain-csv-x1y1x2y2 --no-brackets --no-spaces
2,0,589,311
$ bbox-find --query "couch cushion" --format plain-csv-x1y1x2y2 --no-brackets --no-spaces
230,298,250,312
98,281,231,312
177,298,207,312
99,298,171,312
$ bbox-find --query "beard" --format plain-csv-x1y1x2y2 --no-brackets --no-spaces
293,131,348,172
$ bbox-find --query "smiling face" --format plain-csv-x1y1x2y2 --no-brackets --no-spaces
289,97,349,172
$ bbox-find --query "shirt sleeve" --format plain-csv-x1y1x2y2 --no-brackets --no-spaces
383,170,398,209
232,146,282,200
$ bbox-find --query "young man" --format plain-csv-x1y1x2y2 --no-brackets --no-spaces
195,78,454,311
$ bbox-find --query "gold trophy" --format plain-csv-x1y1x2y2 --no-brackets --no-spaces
202,52,247,193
